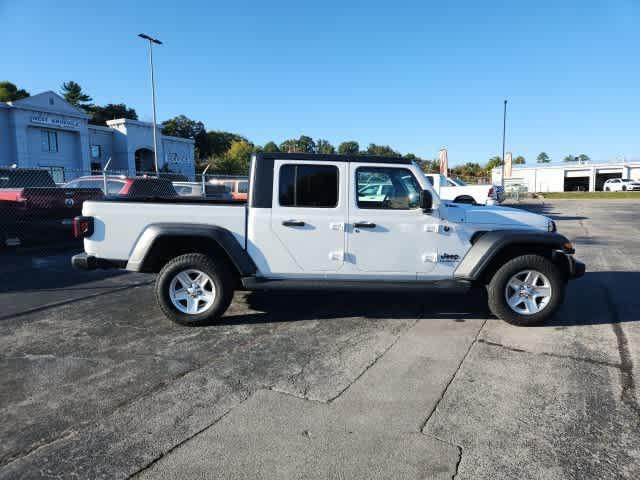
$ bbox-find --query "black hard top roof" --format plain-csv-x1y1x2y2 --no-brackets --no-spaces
254,152,413,165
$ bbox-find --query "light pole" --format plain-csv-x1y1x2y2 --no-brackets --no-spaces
138,33,162,174
501,99,507,187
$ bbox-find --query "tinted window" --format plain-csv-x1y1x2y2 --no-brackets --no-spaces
76,180,104,189
238,181,249,193
425,176,434,186
127,179,177,197
107,180,125,195
279,164,338,208
356,167,421,210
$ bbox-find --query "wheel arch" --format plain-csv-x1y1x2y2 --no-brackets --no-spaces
127,223,256,277
454,230,571,284
453,194,476,204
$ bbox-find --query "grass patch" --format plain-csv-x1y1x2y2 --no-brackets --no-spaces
541,191,640,199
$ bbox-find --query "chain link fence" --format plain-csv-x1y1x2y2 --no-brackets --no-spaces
0,166,248,248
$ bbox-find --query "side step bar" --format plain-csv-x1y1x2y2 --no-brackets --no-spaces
241,277,472,293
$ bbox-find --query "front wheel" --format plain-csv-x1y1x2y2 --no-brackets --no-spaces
487,255,565,326
155,253,234,326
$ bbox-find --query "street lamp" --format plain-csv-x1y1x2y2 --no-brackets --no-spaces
138,33,163,173
501,99,507,188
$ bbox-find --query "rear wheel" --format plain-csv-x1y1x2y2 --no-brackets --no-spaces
605,187,610,191
487,255,565,326
155,253,234,326
622,185,627,191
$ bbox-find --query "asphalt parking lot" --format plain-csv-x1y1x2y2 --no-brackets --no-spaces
1,199,639,479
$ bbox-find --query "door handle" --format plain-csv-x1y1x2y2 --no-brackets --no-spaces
282,220,306,227
353,221,376,229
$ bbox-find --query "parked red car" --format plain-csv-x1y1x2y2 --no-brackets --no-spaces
213,178,249,201
65,175,178,198
0,168,104,247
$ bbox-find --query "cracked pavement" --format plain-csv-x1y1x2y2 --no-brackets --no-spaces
1,199,639,479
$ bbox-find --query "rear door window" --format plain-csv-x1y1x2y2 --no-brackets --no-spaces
279,164,338,208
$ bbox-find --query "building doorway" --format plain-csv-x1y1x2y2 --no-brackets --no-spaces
595,172,622,191
135,148,155,174
563,177,589,192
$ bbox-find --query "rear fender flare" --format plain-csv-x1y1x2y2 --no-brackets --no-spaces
127,223,256,275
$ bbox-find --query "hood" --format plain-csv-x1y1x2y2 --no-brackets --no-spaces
442,203,552,231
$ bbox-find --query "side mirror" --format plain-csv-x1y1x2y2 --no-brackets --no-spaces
420,190,433,212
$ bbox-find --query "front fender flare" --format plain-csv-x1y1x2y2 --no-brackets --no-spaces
453,229,570,281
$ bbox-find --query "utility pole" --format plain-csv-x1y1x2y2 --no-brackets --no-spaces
501,99,507,188
138,33,163,173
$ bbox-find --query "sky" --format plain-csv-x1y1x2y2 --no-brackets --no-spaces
1,0,638,166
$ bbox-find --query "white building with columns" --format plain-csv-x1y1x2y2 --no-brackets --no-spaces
0,91,195,182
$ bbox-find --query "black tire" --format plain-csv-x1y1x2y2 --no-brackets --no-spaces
453,195,476,204
487,254,565,326
622,185,627,191
605,187,610,192
155,253,234,326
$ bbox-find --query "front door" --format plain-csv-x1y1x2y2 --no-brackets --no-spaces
347,164,438,278
269,160,347,275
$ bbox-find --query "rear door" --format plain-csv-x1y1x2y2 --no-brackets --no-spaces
270,160,347,274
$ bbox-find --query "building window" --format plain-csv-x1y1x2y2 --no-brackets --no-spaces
90,145,102,159
41,130,58,152
40,166,65,183
91,162,102,173
279,164,339,208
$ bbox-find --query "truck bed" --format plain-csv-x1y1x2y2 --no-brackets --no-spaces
82,198,247,261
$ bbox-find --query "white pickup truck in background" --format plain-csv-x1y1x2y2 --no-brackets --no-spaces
424,173,504,205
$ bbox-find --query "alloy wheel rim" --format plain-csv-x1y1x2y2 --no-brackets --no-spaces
169,269,216,315
504,270,552,315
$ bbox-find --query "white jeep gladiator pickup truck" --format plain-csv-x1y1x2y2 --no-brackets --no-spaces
72,152,584,326
424,173,505,205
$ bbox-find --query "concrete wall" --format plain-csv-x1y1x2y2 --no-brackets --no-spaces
0,106,11,164
88,127,114,170
162,137,196,179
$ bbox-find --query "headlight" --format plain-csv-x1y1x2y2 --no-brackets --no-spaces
548,220,557,232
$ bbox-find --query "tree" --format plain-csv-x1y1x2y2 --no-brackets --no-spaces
485,156,503,173
513,155,526,164
451,162,483,178
418,159,440,173
316,139,335,155
263,141,280,153
338,141,360,155
577,153,591,163
60,81,92,108
205,131,248,159
563,155,577,162
536,152,550,163
279,135,316,153
209,140,253,175
162,115,207,159
0,81,30,102
365,143,399,157
88,103,138,126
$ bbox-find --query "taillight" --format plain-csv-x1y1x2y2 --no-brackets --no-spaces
488,187,495,198
73,216,94,238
